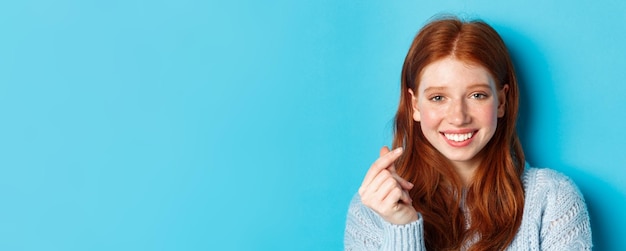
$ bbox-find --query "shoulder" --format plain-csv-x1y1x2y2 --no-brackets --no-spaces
522,167,584,198
521,166,592,249
522,166,588,221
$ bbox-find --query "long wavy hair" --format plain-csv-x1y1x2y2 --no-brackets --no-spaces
393,17,526,250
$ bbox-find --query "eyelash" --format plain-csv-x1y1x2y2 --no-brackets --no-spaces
428,93,488,102
471,93,489,99
429,95,444,102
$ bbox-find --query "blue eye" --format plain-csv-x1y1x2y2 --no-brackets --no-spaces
472,93,488,99
430,95,444,102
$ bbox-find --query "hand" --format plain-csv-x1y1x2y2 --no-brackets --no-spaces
358,146,418,225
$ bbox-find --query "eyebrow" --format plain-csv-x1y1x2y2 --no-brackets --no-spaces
423,83,493,93
423,86,446,93
467,83,493,91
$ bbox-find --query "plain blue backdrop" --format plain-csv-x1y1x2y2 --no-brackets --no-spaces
1,0,624,250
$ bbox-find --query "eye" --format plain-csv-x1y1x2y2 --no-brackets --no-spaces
429,95,444,102
471,93,488,99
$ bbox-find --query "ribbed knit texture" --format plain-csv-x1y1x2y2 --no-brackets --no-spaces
344,167,592,250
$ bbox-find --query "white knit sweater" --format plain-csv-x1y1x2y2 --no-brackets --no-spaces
344,167,592,250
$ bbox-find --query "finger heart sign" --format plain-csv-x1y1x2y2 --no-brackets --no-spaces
358,146,418,225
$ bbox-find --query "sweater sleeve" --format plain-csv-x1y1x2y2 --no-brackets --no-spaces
344,194,425,251
538,171,592,250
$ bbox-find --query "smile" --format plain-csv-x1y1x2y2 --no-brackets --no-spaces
443,131,475,142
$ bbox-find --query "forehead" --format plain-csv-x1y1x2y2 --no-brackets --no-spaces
418,57,496,91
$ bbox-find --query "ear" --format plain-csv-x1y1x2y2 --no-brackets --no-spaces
497,84,509,118
408,89,421,122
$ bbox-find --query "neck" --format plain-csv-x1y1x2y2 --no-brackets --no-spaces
451,159,481,186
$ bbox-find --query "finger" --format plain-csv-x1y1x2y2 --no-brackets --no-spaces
399,189,412,205
383,150,413,190
381,187,407,211
361,169,393,198
391,172,414,190
379,179,412,206
379,146,390,157
375,176,402,204
361,147,403,188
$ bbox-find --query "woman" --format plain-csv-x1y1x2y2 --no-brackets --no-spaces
344,17,592,250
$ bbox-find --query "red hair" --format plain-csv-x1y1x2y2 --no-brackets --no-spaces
393,17,525,250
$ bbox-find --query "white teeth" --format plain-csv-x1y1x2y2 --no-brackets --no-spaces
444,132,473,142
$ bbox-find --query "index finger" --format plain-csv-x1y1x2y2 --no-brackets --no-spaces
361,147,403,188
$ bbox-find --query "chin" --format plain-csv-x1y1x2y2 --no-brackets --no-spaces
440,151,481,164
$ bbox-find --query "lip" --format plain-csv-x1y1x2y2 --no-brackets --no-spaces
440,129,477,134
440,129,478,147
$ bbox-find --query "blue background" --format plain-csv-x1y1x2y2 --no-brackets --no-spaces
1,0,624,250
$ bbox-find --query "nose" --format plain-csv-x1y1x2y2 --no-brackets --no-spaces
446,98,471,126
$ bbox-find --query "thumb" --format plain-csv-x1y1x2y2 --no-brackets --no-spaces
379,146,391,157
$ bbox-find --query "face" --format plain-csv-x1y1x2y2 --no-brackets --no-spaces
409,57,508,170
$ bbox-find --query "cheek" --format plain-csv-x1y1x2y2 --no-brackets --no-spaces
477,103,499,126
418,108,443,129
